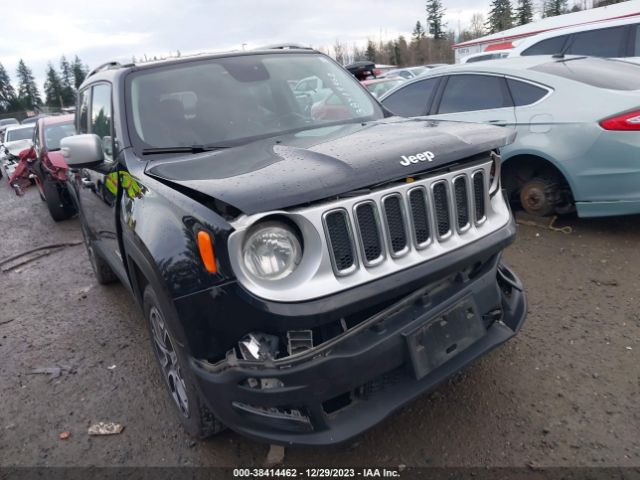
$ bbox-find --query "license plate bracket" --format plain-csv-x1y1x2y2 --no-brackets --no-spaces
404,297,485,380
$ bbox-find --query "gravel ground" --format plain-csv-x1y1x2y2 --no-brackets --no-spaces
0,182,638,468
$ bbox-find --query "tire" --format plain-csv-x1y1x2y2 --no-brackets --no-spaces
80,220,118,285
42,176,75,221
143,285,225,439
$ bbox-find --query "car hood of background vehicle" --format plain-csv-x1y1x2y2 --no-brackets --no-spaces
145,119,515,215
4,140,32,156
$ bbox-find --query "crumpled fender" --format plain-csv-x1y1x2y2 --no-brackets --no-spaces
8,148,36,196
47,150,68,170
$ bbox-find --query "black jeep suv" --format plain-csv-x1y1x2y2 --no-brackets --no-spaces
61,47,527,445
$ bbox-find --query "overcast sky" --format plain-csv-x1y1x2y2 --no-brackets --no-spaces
0,0,490,90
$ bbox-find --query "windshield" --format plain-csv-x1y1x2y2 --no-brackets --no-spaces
127,53,383,151
44,122,76,150
5,126,34,142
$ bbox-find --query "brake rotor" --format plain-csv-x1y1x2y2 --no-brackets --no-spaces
520,178,557,217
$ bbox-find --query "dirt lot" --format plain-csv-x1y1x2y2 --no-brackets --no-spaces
1,182,638,469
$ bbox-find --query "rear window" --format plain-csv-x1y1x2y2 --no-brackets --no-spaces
507,79,549,106
565,26,627,57
530,58,640,91
522,35,568,56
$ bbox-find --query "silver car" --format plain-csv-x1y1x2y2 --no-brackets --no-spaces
1,124,35,179
380,56,640,218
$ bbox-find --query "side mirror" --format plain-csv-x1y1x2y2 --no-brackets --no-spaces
60,134,104,167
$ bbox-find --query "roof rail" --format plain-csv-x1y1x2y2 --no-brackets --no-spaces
87,61,122,78
256,43,314,51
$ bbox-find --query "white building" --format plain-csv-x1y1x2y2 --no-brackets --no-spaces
452,1,640,63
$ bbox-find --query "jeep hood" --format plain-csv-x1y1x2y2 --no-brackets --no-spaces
145,118,515,215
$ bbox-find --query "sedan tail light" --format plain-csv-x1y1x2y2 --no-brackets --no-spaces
599,109,640,131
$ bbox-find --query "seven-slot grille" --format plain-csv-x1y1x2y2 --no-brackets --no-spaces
324,168,488,276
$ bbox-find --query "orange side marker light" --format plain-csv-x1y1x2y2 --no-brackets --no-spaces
197,230,217,273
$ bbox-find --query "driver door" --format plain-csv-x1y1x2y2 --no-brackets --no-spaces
74,83,126,280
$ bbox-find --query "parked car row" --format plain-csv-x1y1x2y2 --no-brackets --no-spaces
0,114,53,142
0,113,77,220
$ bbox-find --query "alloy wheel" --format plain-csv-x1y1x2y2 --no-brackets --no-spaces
149,306,190,417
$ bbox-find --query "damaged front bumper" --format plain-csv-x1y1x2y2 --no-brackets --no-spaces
190,252,527,445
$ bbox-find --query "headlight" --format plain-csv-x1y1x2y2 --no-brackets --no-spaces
242,221,302,281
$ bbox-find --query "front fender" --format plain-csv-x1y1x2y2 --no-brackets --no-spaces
121,168,235,300
119,164,236,354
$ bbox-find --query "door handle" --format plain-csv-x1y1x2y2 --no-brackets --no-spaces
487,120,507,127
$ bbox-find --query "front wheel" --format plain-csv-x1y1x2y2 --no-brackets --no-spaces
42,174,76,221
143,285,225,439
80,219,118,284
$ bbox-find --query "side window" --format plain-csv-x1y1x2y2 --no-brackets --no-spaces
90,84,113,161
566,26,628,57
634,25,640,56
438,75,512,114
381,78,438,117
78,89,90,134
522,35,568,56
506,78,549,106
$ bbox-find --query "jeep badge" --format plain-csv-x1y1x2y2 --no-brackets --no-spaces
400,150,435,166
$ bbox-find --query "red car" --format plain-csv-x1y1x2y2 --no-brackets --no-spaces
9,114,77,221
34,114,78,220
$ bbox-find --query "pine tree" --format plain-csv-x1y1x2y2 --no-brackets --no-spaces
426,0,446,40
393,40,403,65
59,56,75,106
412,21,426,42
544,0,568,17
16,59,42,110
72,55,89,90
365,40,377,62
44,63,64,108
0,62,17,112
486,0,514,33
514,0,534,25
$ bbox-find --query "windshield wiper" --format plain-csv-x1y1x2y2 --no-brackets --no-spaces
142,145,230,155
